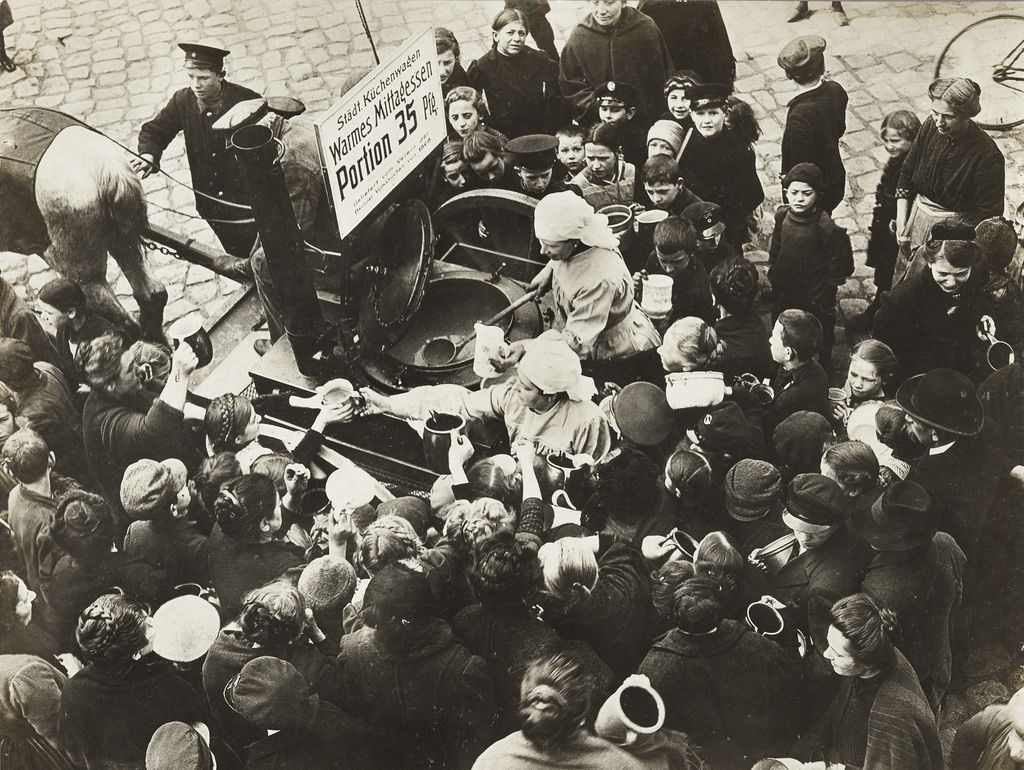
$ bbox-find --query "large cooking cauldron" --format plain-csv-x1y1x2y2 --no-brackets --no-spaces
357,199,543,392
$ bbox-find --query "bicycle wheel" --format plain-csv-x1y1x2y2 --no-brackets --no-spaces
935,14,1024,130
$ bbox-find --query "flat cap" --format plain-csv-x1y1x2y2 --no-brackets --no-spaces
777,35,826,73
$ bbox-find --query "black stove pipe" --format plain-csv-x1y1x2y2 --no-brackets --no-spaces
230,124,323,376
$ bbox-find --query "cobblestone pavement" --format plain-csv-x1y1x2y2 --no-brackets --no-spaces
1,0,1023,749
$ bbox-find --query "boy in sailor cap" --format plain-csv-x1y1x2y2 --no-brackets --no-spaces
594,80,647,169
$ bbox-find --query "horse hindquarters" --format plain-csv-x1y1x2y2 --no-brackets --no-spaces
36,126,165,341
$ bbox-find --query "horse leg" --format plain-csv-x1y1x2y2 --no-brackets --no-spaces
109,241,167,344
77,278,143,338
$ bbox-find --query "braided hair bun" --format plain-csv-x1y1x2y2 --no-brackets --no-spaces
670,576,723,634
75,594,149,665
519,652,592,752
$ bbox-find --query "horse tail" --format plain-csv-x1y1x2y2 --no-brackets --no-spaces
96,159,149,260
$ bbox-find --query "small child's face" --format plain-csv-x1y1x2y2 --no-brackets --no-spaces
666,89,690,120
786,181,818,214
881,127,913,158
585,142,618,181
448,99,480,138
437,49,457,85
558,136,586,173
693,106,726,138
847,355,883,399
598,102,633,126
647,139,676,159
644,181,681,209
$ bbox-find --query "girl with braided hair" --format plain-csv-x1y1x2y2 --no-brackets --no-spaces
473,650,645,769
793,593,942,770
202,389,352,473
206,473,305,621
34,490,163,647
639,576,802,767
202,580,338,753
58,593,208,770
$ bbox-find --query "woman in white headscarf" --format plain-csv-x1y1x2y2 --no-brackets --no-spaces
359,333,612,460
528,192,661,362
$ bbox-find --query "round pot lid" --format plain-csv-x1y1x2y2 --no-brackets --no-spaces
359,199,434,352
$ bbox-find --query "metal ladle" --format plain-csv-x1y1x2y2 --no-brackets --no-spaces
421,288,539,366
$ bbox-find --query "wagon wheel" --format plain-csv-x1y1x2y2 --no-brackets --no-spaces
432,189,545,282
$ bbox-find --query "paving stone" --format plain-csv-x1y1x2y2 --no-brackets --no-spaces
966,681,1010,714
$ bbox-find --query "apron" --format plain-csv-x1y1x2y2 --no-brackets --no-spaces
592,303,662,361
892,194,958,287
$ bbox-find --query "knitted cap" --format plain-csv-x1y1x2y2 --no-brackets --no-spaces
647,120,686,156
782,162,824,193
146,722,213,770
298,555,357,612
975,216,1018,271
152,595,220,663
772,411,833,474
725,459,783,521
120,459,178,520
225,656,316,731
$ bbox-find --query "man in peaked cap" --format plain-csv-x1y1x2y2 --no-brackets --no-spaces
134,42,262,260
506,133,580,199
777,35,849,213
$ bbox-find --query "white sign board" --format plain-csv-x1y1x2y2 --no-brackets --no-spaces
317,27,445,240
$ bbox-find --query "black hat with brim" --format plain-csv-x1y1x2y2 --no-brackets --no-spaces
852,480,938,552
895,369,984,437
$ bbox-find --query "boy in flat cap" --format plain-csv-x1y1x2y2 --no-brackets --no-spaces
777,35,849,214
683,201,737,273
134,43,262,260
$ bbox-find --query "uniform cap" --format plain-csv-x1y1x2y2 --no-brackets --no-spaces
507,133,559,171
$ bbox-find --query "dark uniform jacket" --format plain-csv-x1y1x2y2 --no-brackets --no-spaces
137,81,262,256
467,46,564,139
781,80,849,212
771,526,873,677
762,359,830,437
681,128,764,247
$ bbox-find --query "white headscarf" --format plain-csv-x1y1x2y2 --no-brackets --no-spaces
517,334,597,402
534,191,620,250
